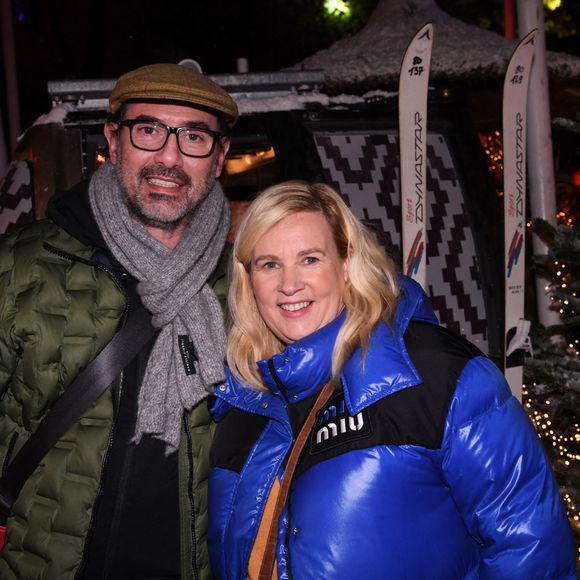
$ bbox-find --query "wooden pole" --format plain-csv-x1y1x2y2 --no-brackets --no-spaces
1,0,21,158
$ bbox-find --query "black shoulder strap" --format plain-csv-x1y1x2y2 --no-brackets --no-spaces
0,288,155,520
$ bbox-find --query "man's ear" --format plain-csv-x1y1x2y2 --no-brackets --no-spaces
214,136,231,178
104,122,119,165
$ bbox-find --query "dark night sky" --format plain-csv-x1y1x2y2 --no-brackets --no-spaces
4,0,580,130
9,0,380,128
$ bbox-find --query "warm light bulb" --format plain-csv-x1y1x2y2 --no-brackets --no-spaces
324,0,351,16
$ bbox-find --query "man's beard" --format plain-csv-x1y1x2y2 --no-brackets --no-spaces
115,157,218,233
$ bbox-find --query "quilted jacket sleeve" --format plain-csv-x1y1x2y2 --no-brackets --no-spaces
440,356,576,579
0,233,18,396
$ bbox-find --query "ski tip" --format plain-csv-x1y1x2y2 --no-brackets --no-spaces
399,22,433,81
417,22,434,41
402,22,434,56
502,28,537,95
520,28,538,47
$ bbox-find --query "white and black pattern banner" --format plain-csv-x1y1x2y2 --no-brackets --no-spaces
314,130,489,354
0,160,34,236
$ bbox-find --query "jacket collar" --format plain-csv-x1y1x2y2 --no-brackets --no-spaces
215,277,438,418
46,179,108,249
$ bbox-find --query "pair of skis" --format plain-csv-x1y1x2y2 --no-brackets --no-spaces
398,25,537,400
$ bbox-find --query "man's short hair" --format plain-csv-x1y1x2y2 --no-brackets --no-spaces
109,63,239,131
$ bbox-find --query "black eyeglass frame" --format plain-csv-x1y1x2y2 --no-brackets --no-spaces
117,119,224,158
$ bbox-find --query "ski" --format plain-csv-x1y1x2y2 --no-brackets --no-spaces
399,22,434,290
503,29,537,400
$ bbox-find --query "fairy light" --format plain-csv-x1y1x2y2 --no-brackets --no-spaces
524,273,580,555
525,388,580,542
479,129,577,225
479,129,580,556
479,131,504,196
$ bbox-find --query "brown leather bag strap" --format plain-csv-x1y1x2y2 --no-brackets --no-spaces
258,381,335,580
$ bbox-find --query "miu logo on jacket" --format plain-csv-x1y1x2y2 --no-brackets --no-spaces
309,393,371,454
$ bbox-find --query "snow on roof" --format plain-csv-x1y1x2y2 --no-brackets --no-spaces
290,0,580,94
234,89,398,115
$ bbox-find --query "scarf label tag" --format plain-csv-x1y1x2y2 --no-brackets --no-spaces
178,335,198,376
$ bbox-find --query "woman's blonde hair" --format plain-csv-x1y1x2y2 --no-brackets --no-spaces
227,180,400,390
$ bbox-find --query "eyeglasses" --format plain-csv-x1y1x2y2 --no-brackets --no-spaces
118,119,223,158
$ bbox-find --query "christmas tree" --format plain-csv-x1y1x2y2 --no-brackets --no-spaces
524,218,580,559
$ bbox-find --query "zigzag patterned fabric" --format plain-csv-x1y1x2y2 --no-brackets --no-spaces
314,130,489,355
0,160,34,235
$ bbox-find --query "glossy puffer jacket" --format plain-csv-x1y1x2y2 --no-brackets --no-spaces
209,278,576,579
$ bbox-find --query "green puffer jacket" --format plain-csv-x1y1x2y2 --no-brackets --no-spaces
0,184,225,579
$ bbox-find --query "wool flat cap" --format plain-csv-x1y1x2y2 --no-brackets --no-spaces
109,63,238,128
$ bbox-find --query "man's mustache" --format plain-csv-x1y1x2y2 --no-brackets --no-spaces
139,165,191,186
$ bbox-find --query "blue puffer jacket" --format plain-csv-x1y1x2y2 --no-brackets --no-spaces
209,278,575,579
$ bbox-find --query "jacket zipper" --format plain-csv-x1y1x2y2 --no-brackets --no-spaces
267,360,290,403
73,372,123,580
183,413,199,580
284,497,294,580
261,362,293,579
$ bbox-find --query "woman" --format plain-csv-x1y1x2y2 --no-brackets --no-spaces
208,181,575,579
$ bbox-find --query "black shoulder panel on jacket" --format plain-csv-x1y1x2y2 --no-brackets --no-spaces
210,408,268,473
394,320,485,449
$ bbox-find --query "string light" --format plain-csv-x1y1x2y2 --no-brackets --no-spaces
522,223,579,560
480,127,580,560
479,130,577,225
479,131,504,196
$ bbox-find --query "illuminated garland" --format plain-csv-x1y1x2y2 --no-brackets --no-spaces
524,381,580,558
479,131,580,560
525,223,580,561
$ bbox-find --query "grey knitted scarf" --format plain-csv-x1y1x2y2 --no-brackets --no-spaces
89,161,229,453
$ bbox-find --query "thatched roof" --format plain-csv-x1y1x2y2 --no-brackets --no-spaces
291,0,580,94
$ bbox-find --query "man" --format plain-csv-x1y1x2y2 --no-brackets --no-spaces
0,63,238,579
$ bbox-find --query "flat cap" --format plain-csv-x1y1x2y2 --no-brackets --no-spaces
109,63,238,128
